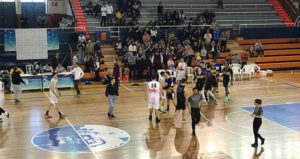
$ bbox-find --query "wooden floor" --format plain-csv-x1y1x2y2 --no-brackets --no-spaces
1,71,300,159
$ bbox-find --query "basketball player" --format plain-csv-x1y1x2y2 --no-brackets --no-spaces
204,70,217,104
175,79,187,122
194,67,207,105
159,71,167,112
221,62,233,102
251,99,265,147
145,76,162,123
164,71,176,112
0,80,9,122
44,72,66,119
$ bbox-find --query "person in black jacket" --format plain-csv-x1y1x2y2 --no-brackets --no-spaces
105,78,119,118
11,67,26,104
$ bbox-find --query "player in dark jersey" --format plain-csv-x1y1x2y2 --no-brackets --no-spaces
164,71,176,112
194,67,207,105
176,79,187,122
221,62,233,102
205,70,217,104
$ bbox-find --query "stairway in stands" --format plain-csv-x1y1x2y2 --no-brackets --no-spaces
269,0,295,27
71,0,90,38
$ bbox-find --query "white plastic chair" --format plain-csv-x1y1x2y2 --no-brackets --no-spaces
241,65,254,80
232,66,242,81
230,63,241,68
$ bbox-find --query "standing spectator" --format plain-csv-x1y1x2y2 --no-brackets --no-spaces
86,2,93,15
105,78,119,118
157,2,163,21
107,2,114,26
167,57,175,70
204,30,212,51
136,49,146,79
150,27,158,42
84,53,95,73
11,67,26,104
176,58,188,82
113,59,120,87
249,44,255,57
128,41,137,54
209,41,219,60
220,31,229,52
52,53,62,69
115,38,123,56
72,53,79,66
127,52,137,79
86,40,95,56
251,99,265,147
78,34,87,45
151,51,164,77
94,40,102,58
101,3,108,26
179,10,185,24
66,63,84,96
115,9,124,25
77,42,85,64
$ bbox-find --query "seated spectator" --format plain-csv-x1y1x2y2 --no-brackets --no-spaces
55,63,66,73
86,40,94,55
128,41,137,54
115,10,124,25
42,64,54,73
150,27,158,42
32,62,42,75
231,54,241,64
167,57,175,70
94,40,102,58
93,3,101,16
255,40,264,57
52,52,61,69
142,32,151,45
210,41,219,61
249,44,255,57
200,46,207,60
115,38,123,56
84,53,95,73
78,34,87,45
86,2,93,15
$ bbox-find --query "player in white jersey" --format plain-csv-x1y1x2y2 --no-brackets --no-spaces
0,80,9,122
44,72,66,119
158,71,167,112
145,76,162,123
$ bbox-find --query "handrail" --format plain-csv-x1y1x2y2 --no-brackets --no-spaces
142,3,272,6
238,23,295,33
141,11,277,15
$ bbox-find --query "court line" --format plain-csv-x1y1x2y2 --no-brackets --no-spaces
120,84,134,92
5,90,145,101
225,110,292,133
239,107,300,134
42,92,102,159
199,109,251,137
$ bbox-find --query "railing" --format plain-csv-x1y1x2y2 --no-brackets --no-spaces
278,0,298,21
140,11,278,17
238,23,295,33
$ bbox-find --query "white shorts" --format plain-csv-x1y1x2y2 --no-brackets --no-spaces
160,90,166,100
148,94,159,109
49,92,58,104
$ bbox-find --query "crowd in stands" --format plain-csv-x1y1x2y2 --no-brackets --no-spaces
114,24,231,80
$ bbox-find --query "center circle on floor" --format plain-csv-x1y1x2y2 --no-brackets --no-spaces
31,125,130,153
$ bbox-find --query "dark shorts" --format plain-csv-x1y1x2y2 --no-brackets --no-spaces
167,92,174,99
223,79,229,87
212,76,218,87
205,85,212,91
176,100,186,110
196,83,204,91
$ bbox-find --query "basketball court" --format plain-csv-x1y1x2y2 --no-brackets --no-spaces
1,71,300,159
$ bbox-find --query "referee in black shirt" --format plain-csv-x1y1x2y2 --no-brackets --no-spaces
251,99,265,147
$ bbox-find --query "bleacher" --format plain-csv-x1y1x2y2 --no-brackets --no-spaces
138,0,283,29
218,38,300,69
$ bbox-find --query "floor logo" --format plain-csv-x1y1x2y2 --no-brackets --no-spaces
31,125,130,153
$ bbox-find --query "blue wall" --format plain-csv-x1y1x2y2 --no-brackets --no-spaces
241,27,300,39
0,3,17,28
21,2,46,28
0,30,78,70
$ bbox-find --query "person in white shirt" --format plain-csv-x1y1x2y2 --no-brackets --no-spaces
101,3,108,26
204,30,212,50
106,2,114,26
72,54,79,66
128,42,137,53
0,80,9,122
176,58,188,81
44,72,66,119
66,63,84,95
78,34,86,44
145,76,162,123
